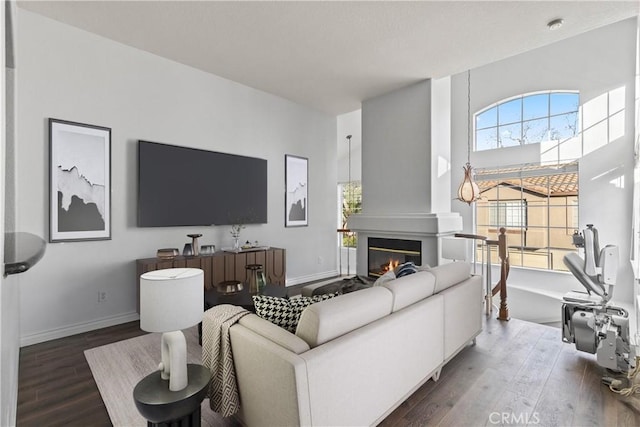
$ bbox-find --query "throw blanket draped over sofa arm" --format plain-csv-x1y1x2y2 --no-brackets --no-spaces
202,304,250,417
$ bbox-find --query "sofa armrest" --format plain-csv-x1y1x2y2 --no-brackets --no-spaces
230,324,311,426
439,274,483,359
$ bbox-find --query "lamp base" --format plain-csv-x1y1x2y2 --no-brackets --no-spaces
160,330,188,391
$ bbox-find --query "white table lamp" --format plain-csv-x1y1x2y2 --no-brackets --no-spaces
140,268,204,392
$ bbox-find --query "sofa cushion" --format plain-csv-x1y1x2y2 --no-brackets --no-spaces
382,271,436,312
296,287,393,348
253,293,336,333
429,261,472,293
237,314,310,354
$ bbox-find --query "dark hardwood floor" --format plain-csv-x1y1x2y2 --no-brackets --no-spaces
17,313,640,426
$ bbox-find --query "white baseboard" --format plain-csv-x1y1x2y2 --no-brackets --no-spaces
20,311,140,347
286,269,339,287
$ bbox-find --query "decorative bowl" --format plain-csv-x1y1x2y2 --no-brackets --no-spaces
200,245,216,255
217,280,243,295
156,248,179,260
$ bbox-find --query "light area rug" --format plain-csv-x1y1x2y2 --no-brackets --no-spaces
84,326,220,426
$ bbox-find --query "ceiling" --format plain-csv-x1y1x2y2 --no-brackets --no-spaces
17,1,640,116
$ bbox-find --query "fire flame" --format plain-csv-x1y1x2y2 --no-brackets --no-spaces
384,260,399,272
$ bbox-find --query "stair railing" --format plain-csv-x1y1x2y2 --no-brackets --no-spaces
486,227,510,321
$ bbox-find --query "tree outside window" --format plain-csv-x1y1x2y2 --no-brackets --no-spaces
341,182,362,247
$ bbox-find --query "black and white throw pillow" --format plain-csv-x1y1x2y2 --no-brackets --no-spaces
394,262,418,278
253,293,337,333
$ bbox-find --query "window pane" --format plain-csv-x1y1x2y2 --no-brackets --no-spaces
525,222,548,247
498,123,522,147
475,205,492,227
498,98,522,125
523,94,549,120
476,127,498,151
523,118,549,144
550,112,578,141
475,163,578,272
504,201,526,227
550,93,579,115
521,247,550,269
476,107,497,130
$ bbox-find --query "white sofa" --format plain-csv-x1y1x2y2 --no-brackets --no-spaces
226,261,482,426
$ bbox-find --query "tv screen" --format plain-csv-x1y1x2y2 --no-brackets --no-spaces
138,141,268,227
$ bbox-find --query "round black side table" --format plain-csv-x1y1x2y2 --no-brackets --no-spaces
133,364,210,427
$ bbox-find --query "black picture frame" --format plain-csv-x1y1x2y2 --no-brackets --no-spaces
285,154,308,227
49,118,112,242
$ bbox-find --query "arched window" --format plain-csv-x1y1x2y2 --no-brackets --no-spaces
475,91,579,151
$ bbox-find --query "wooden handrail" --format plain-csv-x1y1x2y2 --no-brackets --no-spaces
454,233,487,241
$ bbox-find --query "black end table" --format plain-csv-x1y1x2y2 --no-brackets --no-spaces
133,364,210,427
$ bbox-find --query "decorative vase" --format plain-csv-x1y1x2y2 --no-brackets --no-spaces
182,243,193,256
233,236,240,250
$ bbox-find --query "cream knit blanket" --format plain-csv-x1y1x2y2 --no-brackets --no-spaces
202,304,250,417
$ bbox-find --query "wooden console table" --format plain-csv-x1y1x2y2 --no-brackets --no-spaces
135,247,286,312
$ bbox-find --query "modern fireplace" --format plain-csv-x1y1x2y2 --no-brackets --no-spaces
368,237,421,277
348,213,463,275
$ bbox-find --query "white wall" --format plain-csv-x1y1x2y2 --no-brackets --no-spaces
360,77,452,216
16,9,338,345
451,18,638,304
362,80,432,214
430,76,452,214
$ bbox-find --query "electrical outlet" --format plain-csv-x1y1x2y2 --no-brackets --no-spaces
98,291,107,303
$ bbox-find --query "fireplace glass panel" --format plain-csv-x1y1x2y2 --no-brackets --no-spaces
368,238,421,277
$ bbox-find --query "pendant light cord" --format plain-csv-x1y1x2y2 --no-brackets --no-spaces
467,69,471,164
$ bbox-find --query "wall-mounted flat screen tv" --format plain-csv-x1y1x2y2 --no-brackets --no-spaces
138,141,267,227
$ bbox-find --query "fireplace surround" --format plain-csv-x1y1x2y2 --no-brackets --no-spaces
348,212,463,275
